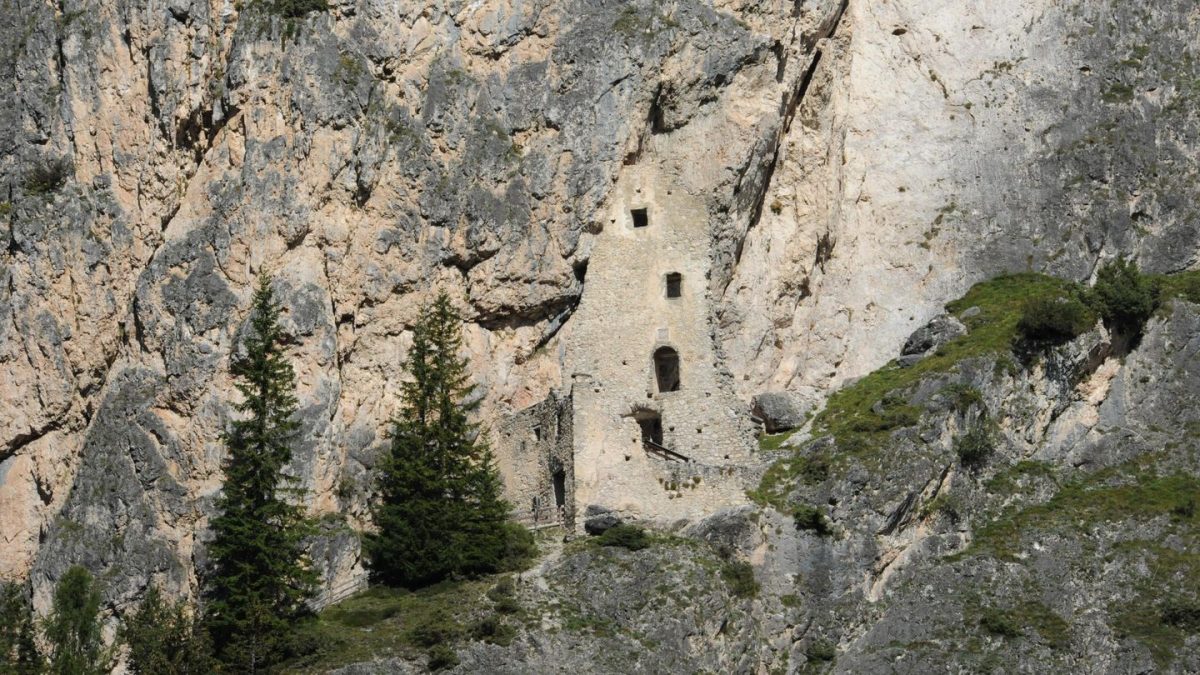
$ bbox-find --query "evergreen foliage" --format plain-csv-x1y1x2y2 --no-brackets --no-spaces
365,292,533,587
595,524,651,551
1016,295,1094,343
203,274,317,672
0,583,43,673
44,566,113,675
121,587,216,675
1089,257,1159,335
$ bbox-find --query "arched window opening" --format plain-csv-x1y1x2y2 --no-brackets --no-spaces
653,347,681,393
666,273,682,298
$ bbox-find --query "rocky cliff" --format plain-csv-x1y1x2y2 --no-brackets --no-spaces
2,0,1199,671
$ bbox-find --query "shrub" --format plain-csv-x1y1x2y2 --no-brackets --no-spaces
980,608,1022,637
469,614,516,646
955,425,995,466
805,639,836,662
22,158,71,195
426,644,459,671
596,524,650,551
720,561,760,598
1017,295,1093,343
263,0,328,18
487,578,521,615
792,504,832,535
405,611,463,648
1089,257,1158,334
1162,600,1200,631
497,521,538,572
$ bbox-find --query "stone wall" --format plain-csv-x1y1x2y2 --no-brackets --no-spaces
492,391,574,529
565,164,757,527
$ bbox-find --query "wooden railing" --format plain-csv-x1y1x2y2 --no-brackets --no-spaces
643,439,689,462
510,504,567,530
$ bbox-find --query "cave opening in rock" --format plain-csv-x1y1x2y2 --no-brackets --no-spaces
631,207,649,228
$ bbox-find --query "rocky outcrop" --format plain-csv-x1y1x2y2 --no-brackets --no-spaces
0,0,847,604
323,291,1199,674
1,0,1199,671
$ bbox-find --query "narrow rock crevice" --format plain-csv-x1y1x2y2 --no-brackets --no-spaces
728,1,850,280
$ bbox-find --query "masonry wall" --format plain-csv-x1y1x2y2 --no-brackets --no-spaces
565,165,756,526
492,391,575,529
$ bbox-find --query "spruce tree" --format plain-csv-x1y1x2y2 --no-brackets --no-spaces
203,274,316,672
0,582,43,673
121,587,216,675
365,292,533,587
44,566,113,675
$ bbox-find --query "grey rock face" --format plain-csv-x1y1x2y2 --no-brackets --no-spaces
901,314,967,357
752,391,813,433
582,504,621,536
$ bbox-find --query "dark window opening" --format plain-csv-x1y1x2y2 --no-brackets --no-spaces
637,414,664,446
666,272,682,298
552,470,567,508
631,208,649,228
533,424,542,442
653,347,681,392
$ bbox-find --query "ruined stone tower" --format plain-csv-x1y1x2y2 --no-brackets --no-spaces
491,163,757,529
563,164,756,526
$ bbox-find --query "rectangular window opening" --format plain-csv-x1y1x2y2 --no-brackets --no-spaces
666,273,682,298
631,208,649,228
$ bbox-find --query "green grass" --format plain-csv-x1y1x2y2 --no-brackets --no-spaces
283,580,497,672
976,601,1070,647
983,460,1056,495
1156,270,1200,306
752,273,1079,509
1109,542,1200,668
964,462,1200,561
759,430,797,451
720,561,759,598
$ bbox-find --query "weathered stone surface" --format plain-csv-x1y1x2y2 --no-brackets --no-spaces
582,504,621,536
1,0,1199,671
900,314,967,357
752,391,813,433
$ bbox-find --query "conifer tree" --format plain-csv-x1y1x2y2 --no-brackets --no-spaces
0,582,43,673
121,586,216,675
203,274,316,672
44,566,113,675
365,292,533,587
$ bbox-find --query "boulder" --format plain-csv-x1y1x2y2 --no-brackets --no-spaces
751,391,812,433
583,504,622,535
901,314,967,357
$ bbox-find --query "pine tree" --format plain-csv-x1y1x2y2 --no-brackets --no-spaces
0,582,43,673
121,586,216,675
203,274,316,672
365,292,534,588
44,566,113,675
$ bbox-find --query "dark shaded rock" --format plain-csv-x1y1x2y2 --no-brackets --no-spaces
751,391,812,433
583,504,622,535
901,314,967,357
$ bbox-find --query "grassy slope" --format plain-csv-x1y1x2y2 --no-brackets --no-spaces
751,270,1200,667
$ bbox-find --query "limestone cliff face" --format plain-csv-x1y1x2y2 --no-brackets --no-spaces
0,0,845,607
0,0,1197,652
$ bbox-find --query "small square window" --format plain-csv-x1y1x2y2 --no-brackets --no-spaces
631,208,649,228
666,273,682,298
